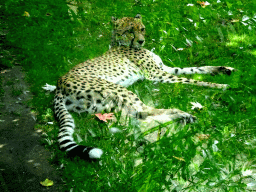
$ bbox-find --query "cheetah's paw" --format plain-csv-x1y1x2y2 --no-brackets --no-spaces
178,113,197,124
217,66,236,76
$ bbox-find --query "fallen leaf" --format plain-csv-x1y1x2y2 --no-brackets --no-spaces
95,113,114,122
23,11,30,17
42,83,56,92
197,134,210,140
231,19,240,23
197,1,210,8
191,102,204,110
173,156,185,162
40,178,54,187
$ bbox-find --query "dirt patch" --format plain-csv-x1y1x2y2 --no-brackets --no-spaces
0,66,64,192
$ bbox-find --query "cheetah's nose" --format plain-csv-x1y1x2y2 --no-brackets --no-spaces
138,40,144,45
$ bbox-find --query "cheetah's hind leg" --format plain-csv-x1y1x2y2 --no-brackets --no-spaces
136,107,196,128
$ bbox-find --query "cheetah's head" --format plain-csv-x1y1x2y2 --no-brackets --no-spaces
111,14,145,49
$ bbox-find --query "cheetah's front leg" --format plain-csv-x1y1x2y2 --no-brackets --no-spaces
148,50,235,75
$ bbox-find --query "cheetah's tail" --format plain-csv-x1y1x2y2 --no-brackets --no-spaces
54,91,103,160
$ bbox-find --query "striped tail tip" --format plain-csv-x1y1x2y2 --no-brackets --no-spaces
66,146,103,160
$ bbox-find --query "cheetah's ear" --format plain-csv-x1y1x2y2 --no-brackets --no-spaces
111,16,118,22
134,14,141,19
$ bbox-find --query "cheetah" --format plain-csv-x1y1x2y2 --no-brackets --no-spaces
54,14,235,160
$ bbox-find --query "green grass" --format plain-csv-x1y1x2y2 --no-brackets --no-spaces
3,0,256,191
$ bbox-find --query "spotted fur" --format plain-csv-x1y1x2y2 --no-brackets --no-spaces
54,14,235,160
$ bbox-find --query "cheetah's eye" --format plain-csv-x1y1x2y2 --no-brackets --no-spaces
141,28,145,32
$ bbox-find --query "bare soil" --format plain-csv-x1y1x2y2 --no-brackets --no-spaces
0,65,64,191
